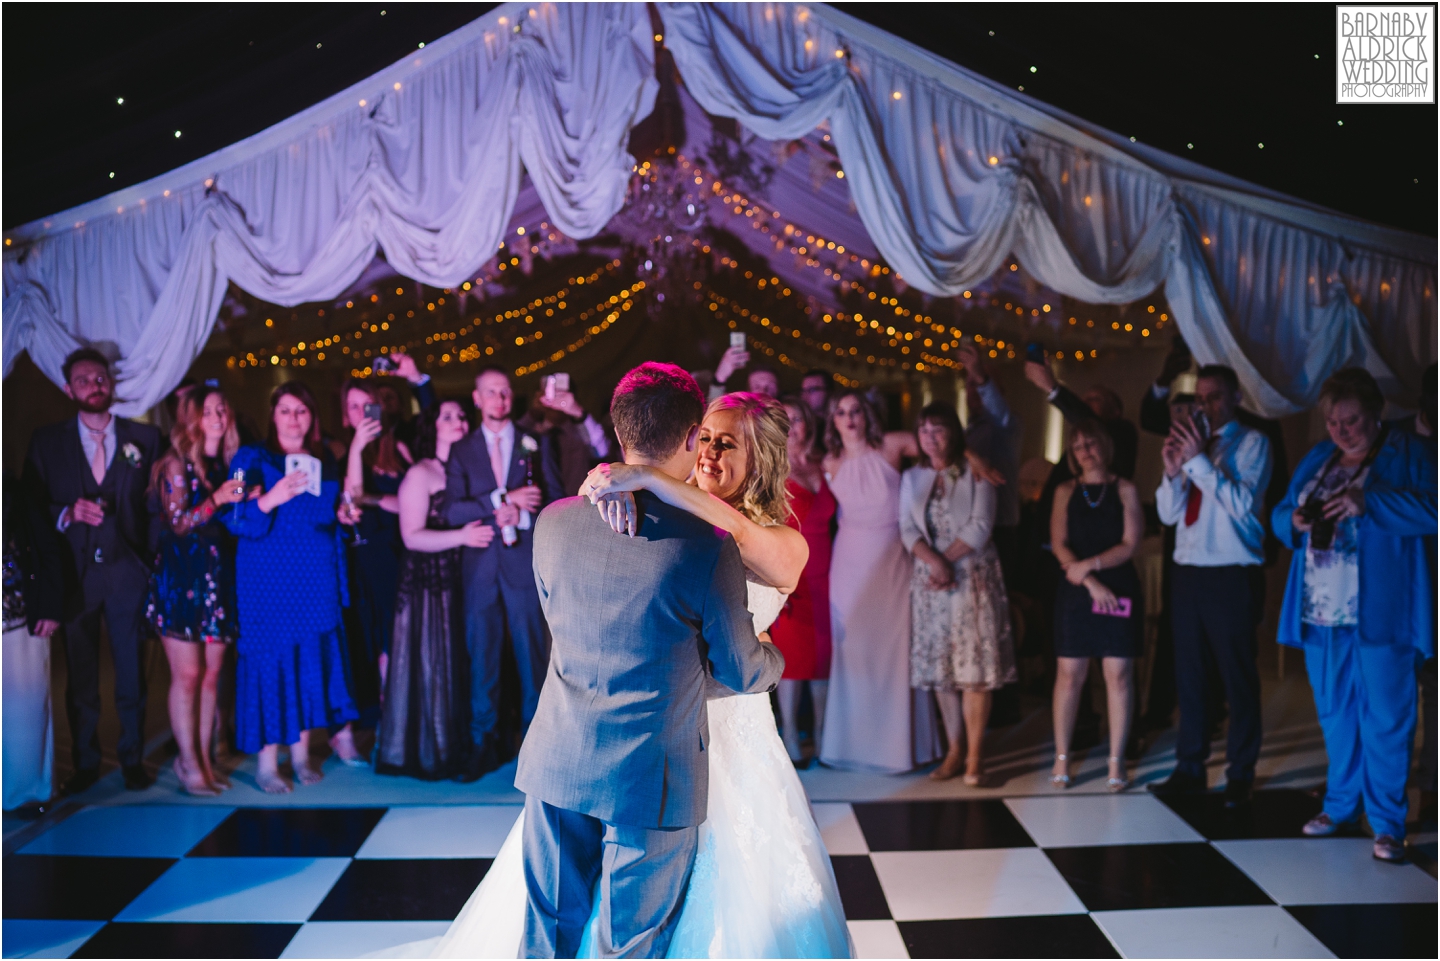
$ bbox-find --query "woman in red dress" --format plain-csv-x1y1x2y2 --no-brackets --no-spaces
772,398,837,765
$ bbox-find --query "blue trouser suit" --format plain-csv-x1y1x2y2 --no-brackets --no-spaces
1303,624,1419,839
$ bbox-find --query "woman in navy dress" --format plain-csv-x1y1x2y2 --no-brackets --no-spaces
226,382,358,794
147,385,246,796
326,377,410,762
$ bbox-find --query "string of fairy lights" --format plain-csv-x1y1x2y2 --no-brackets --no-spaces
224,152,1170,382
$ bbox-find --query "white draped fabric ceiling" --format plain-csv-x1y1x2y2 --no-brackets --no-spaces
4,1,1434,418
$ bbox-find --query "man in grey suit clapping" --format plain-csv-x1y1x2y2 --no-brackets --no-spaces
516,362,784,958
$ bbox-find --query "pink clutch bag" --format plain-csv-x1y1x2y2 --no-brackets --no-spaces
1092,597,1133,618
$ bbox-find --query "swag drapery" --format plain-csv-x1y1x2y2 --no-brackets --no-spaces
5,2,1434,418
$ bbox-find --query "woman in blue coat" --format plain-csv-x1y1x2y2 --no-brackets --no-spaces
226,382,358,793
1272,368,1436,862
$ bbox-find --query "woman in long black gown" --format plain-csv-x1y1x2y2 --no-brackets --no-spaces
334,378,409,762
376,400,495,778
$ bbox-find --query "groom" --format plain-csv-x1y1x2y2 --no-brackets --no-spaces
516,362,784,958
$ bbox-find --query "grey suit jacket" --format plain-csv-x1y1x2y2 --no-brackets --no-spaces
515,492,784,829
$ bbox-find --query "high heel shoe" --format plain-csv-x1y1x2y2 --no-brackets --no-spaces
962,757,983,787
1107,756,1129,793
1050,754,1071,789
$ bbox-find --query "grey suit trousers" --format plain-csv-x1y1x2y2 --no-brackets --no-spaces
521,795,698,959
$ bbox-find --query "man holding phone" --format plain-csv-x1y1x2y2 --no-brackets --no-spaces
709,334,780,400
443,367,564,781
1151,365,1272,806
521,373,612,496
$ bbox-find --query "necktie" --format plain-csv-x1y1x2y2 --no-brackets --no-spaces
1183,435,1215,527
488,432,507,489
88,428,107,484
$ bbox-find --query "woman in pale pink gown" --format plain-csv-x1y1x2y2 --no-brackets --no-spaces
820,389,941,773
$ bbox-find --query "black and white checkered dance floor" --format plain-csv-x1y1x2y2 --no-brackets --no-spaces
4,788,1435,958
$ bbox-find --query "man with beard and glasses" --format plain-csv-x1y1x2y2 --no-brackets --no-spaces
22,348,164,794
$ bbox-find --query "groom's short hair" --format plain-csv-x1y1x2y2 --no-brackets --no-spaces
610,362,706,459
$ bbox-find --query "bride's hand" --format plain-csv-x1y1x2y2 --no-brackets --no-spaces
596,491,638,536
580,463,651,502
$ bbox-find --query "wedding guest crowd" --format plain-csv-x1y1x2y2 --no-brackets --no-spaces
11,338,1435,868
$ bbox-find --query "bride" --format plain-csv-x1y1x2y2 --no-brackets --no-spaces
401,392,852,959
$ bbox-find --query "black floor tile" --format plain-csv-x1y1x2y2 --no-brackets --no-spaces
900,915,1120,959
1286,903,1439,959
309,858,492,921
851,800,1034,851
3,855,175,920
829,854,890,920
72,922,301,959
1158,788,1322,840
188,807,387,857
1045,843,1272,911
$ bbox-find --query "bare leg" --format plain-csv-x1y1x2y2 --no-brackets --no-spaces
810,680,829,752
1103,658,1134,785
961,690,993,781
294,730,325,785
329,722,363,762
1052,657,1088,780
162,637,217,796
256,744,292,794
931,689,965,780
776,680,804,761
198,644,230,789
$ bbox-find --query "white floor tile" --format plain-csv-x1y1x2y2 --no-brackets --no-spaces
355,805,522,859
280,921,450,958
1004,794,1205,848
846,919,909,959
812,803,868,855
1092,905,1336,958
1214,838,1439,905
114,857,351,922
869,849,1086,921
20,805,235,858
1,920,106,959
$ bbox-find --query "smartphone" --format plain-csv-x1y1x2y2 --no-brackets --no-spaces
1092,596,1133,618
544,372,571,403
370,355,397,373
1192,409,1211,440
730,332,747,350
363,402,383,423
1025,341,1046,364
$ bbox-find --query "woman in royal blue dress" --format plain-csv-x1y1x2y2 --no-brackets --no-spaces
147,386,246,796
226,382,358,793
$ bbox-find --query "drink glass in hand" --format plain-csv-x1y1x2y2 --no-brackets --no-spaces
342,490,367,546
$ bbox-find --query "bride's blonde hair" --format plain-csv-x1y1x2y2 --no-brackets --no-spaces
705,392,792,526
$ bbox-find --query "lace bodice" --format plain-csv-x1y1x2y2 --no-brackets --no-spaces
746,578,786,635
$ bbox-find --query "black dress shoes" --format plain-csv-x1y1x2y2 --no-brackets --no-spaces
1146,770,1207,797
1223,779,1253,808
61,767,100,797
122,764,154,791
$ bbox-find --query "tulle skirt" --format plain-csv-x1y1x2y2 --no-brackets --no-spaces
381,693,853,959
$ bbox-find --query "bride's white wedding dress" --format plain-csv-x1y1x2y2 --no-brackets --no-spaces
385,580,852,959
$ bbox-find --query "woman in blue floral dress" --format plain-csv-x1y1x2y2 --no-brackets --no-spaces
147,386,246,796
226,382,359,794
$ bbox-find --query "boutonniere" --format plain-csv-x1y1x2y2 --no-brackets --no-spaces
519,435,539,454
122,442,143,467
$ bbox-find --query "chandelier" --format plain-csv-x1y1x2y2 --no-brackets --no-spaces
613,159,712,318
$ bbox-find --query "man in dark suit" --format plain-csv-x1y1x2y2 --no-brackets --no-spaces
22,348,163,793
443,366,564,782
516,362,783,958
